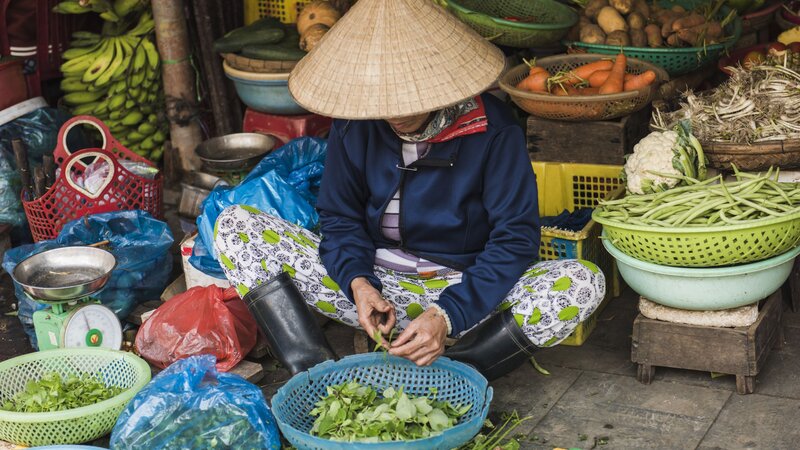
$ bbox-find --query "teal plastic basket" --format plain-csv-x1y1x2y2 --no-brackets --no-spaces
271,354,492,450
441,0,578,48
566,0,742,76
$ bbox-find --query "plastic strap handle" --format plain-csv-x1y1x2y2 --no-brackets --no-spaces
57,116,111,161
63,150,116,199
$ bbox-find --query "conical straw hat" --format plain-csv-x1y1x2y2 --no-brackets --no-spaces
288,0,505,120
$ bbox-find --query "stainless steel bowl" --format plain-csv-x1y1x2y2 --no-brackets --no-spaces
12,246,117,302
195,133,276,172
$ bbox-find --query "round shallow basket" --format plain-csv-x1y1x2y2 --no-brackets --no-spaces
499,54,668,121
271,354,492,450
222,53,298,74
0,348,151,447
604,238,800,310
442,0,577,48
701,139,800,171
593,209,800,268
566,1,741,77
776,5,800,30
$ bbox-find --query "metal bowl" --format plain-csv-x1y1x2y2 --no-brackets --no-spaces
195,133,276,172
12,246,116,302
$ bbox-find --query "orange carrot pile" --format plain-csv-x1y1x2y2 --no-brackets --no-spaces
515,53,657,96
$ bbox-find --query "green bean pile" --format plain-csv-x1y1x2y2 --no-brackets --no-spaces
594,169,800,228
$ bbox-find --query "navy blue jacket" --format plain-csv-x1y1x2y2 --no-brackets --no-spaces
316,94,540,335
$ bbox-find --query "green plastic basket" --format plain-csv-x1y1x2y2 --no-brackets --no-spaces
593,210,800,268
566,0,742,77
0,348,151,446
440,0,578,48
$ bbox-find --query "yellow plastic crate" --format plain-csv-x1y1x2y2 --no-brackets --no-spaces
244,0,312,25
531,162,623,346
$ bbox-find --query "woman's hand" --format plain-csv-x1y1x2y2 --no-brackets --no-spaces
351,277,396,346
389,308,447,366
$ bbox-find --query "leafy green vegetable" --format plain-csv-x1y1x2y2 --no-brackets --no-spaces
309,381,470,442
1,372,123,413
459,411,531,450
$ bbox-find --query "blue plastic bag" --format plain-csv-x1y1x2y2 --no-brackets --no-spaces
0,151,23,226
2,210,174,348
110,355,281,450
192,137,327,278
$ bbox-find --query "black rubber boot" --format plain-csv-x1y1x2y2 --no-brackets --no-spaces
243,272,337,375
444,309,537,381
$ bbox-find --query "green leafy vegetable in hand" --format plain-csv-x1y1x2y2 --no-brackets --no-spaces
1,372,123,413
310,381,471,442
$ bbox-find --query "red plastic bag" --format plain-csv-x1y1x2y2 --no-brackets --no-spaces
135,286,257,372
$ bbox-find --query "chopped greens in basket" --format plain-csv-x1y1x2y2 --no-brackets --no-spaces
2,371,123,413
310,381,471,442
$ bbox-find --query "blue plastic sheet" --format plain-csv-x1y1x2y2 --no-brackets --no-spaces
192,137,326,278
2,211,174,348
110,355,281,450
0,151,23,226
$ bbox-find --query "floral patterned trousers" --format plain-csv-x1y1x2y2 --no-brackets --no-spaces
214,205,606,347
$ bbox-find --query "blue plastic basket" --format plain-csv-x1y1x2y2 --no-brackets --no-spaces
271,354,493,450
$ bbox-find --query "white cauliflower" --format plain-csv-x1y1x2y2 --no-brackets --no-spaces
623,121,707,195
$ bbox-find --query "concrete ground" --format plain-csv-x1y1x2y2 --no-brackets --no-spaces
3,265,799,449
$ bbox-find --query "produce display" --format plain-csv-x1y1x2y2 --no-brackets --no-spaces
573,0,734,48
654,57,800,143
515,53,658,95
596,167,800,227
779,27,800,46
622,121,707,194
215,0,347,61
309,382,470,442
54,0,166,162
1,372,123,413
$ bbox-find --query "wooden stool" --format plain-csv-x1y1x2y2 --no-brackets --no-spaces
631,290,783,395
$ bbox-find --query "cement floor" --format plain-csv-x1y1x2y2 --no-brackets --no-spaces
3,269,799,449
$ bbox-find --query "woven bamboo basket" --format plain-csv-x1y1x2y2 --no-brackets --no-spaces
701,139,800,171
222,53,298,73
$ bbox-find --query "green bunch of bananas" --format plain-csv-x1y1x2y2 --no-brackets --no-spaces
56,0,167,162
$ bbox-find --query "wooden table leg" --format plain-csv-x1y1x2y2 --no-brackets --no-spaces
637,364,655,385
736,375,755,395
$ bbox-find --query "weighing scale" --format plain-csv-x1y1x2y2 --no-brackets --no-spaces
13,246,123,351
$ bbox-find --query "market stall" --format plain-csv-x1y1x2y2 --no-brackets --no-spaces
0,0,798,448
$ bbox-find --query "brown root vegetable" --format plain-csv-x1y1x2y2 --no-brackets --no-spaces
584,0,609,19
627,12,646,29
630,28,647,47
597,6,628,34
653,9,678,26
605,30,631,46
645,24,663,47
580,24,607,44
579,15,592,27
671,5,686,13
609,0,633,15
632,0,650,19
676,28,699,46
672,13,705,32
662,15,679,37
567,22,582,41
691,21,723,39
300,23,330,51
666,32,682,47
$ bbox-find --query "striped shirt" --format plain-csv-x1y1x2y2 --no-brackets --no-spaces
374,142,448,274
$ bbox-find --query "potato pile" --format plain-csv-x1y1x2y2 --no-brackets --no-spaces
572,0,726,48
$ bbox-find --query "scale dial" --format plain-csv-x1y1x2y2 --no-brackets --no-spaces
62,304,122,350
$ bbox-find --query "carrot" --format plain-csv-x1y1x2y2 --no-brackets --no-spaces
516,69,550,92
623,70,656,91
577,87,600,95
552,84,578,96
560,59,614,85
598,52,626,94
588,70,636,88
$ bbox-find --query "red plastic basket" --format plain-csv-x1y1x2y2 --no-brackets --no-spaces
53,115,155,168
23,116,162,242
